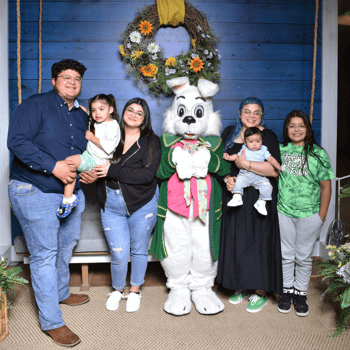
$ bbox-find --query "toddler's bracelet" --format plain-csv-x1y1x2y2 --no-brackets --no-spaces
249,161,252,171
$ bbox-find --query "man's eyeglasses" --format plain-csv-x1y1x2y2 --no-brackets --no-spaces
57,75,82,84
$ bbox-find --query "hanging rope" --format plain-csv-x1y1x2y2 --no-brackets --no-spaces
16,0,22,105
38,0,42,93
309,0,319,124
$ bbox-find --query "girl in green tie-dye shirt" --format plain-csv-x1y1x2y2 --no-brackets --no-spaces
277,110,334,317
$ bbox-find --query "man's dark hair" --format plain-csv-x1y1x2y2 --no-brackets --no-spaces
51,59,87,79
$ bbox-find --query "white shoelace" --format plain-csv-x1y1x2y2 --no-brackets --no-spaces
248,294,260,303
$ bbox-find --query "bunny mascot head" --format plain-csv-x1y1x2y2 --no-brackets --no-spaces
150,77,230,316
163,77,221,139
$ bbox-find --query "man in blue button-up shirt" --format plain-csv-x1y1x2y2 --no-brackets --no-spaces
8,59,89,347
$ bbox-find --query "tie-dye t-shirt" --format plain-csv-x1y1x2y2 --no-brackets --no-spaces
277,143,334,218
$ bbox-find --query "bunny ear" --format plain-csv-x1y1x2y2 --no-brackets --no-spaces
166,77,190,94
198,79,219,98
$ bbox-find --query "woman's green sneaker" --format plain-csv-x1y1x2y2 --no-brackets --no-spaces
246,294,268,313
229,290,250,304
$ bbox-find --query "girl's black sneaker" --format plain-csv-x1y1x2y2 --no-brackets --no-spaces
293,289,309,316
277,287,294,313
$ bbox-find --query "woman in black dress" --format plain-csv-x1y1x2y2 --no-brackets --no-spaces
216,97,282,313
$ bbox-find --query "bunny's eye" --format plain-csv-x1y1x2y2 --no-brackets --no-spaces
177,105,186,118
194,105,204,118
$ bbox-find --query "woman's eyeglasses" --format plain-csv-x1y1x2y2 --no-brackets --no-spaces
126,108,144,118
242,109,263,118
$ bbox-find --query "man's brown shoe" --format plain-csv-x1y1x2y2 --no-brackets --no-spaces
46,325,80,347
59,293,90,306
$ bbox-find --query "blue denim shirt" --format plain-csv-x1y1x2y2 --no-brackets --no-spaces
8,89,88,194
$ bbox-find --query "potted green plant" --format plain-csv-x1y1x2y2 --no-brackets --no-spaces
317,244,350,336
0,257,29,341
317,183,350,336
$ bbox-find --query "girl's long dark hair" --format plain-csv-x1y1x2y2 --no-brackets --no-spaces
282,110,324,176
111,97,159,165
88,94,119,135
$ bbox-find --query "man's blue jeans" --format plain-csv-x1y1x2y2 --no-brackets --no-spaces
8,180,85,330
101,187,158,291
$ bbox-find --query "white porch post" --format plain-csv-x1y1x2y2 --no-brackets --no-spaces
0,0,11,260
316,0,338,259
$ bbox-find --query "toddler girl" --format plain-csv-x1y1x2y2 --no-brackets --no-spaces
277,110,334,316
223,127,281,215
57,93,120,218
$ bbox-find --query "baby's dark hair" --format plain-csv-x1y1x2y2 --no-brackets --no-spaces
244,127,262,140
88,94,119,134
51,59,87,79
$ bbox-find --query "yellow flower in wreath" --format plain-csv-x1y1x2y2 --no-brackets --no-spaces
149,64,158,77
140,64,158,77
139,20,153,35
119,45,125,57
131,50,144,60
165,57,176,66
190,57,204,73
191,39,196,50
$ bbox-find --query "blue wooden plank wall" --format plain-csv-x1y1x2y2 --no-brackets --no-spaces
8,0,322,239
8,0,322,137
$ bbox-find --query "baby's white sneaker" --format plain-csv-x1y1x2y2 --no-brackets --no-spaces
228,194,243,207
254,199,267,215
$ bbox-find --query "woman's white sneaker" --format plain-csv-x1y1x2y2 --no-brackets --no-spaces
106,291,125,311
126,291,141,312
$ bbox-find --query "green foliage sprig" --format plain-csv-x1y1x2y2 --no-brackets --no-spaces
317,244,350,336
0,258,29,309
339,182,350,198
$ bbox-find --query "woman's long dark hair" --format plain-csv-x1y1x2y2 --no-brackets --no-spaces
282,110,324,176
111,97,159,165
88,94,119,135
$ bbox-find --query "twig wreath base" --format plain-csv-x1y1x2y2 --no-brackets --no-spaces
119,1,221,96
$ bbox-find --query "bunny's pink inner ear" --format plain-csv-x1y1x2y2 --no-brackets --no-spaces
172,82,188,91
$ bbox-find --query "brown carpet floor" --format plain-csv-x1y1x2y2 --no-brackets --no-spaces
2,274,350,350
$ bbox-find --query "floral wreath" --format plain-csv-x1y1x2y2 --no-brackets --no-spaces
119,1,221,96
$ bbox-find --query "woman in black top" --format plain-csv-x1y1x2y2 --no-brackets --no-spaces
216,97,282,313
94,98,161,313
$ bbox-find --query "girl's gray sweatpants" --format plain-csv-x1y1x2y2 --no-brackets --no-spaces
278,212,324,292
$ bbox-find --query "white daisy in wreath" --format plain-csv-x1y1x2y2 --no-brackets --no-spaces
147,42,160,54
129,31,141,44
